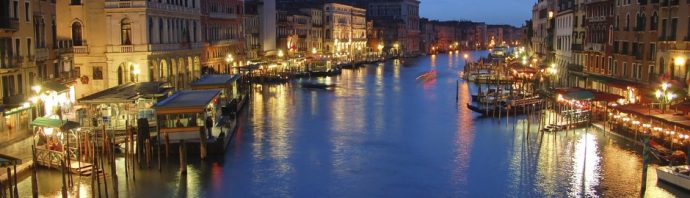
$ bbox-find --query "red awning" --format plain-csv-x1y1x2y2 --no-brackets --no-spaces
590,90,624,102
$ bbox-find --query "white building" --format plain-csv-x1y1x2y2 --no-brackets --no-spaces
56,0,203,98
554,2,574,80
323,3,367,56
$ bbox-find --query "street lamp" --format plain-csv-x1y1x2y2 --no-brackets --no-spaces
132,63,141,82
378,44,384,58
278,50,284,59
655,82,676,113
225,54,234,74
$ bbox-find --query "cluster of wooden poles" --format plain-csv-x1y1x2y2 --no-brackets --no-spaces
0,165,19,198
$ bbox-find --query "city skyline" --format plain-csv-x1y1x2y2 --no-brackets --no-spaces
421,0,532,26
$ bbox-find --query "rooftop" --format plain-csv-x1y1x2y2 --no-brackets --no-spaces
154,90,221,114
191,74,241,87
79,82,172,104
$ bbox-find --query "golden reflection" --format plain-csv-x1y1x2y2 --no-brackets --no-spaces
453,81,474,185
430,54,437,68
569,132,600,197
250,84,295,175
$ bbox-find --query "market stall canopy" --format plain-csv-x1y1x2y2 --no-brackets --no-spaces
0,153,21,167
79,82,171,104
555,88,623,102
31,117,80,130
190,74,241,90
563,90,594,100
154,90,221,115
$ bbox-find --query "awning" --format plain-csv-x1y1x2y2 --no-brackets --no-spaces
563,90,594,100
671,100,690,113
31,117,81,130
555,88,623,102
0,153,21,167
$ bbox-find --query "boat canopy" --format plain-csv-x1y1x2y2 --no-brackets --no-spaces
191,74,241,89
154,90,221,115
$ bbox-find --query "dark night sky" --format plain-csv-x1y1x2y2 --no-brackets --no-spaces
420,0,533,26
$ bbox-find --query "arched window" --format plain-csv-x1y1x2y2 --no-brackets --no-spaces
129,65,136,82
639,13,646,31
625,14,630,30
651,12,658,30
117,66,124,85
72,22,83,46
121,18,132,45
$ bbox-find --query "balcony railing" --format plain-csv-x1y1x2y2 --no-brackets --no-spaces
0,56,22,69
107,42,203,53
105,1,199,14
209,12,239,19
0,17,19,31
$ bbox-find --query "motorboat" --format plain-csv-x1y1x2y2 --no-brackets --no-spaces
657,165,690,191
301,81,336,89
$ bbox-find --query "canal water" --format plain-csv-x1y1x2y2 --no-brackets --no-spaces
18,52,690,197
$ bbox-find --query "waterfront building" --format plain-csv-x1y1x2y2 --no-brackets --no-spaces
300,7,324,54
419,18,436,54
243,0,276,57
656,0,690,96
530,0,556,62
277,9,310,55
56,0,203,98
367,0,420,56
569,0,587,87
323,3,367,57
0,0,58,134
606,0,658,102
578,0,614,95
201,0,245,74
553,0,575,84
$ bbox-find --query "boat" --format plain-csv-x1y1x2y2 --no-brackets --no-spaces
416,70,437,81
649,139,687,164
656,165,690,190
301,82,336,89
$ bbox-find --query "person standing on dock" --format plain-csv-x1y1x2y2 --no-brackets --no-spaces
205,114,213,140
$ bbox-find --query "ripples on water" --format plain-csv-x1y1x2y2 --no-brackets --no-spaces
18,52,690,197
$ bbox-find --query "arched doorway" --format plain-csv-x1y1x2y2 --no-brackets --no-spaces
160,59,169,83
117,66,124,85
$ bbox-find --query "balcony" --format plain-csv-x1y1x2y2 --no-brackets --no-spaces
105,1,199,14
0,17,19,32
0,56,21,69
107,42,203,53
57,45,89,55
209,12,239,20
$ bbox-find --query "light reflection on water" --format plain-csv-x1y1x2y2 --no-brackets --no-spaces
17,52,690,197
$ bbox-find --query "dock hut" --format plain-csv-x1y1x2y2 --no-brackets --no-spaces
190,74,247,117
153,90,221,166
78,82,172,129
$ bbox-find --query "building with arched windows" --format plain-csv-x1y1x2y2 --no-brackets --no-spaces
55,0,203,99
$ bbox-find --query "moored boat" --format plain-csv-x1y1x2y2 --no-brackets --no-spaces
657,165,690,191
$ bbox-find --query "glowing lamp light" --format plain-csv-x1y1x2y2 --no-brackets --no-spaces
312,48,317,54
32,85,41,94
632,120,641,125
674,57,686,66
44,127,54,136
